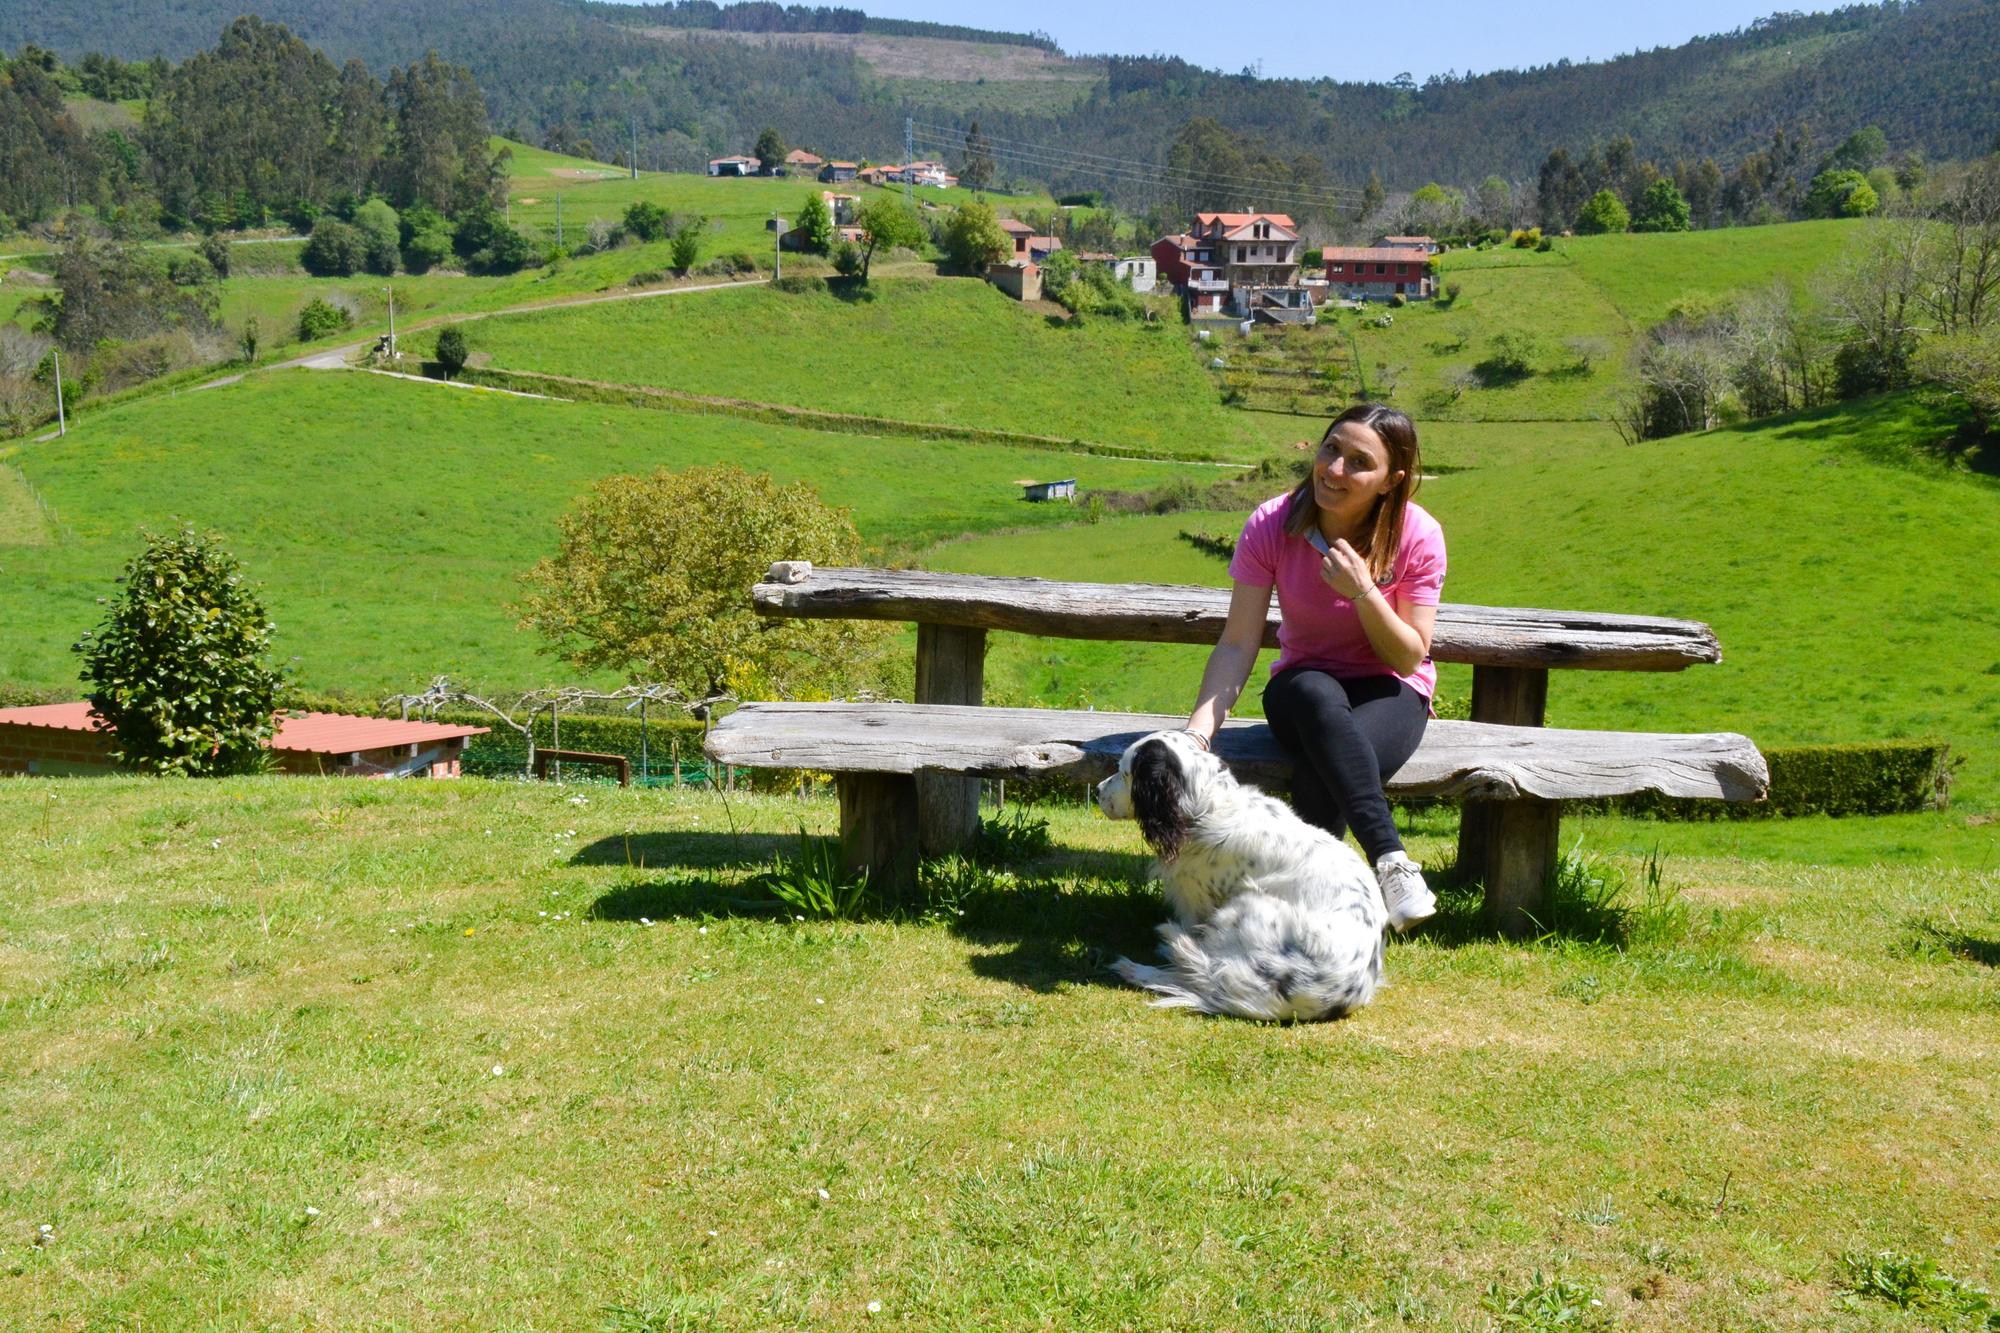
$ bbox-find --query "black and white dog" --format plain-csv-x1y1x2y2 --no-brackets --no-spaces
1095,730,1387,1022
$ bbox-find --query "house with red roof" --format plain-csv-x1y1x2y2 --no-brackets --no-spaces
707,155,758,177
1324,247,1437,301
997,218,1062,261
0,702,488,778
1153,211,1312,321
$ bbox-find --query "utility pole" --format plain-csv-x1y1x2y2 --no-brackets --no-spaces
556,193,564,249
772,214,784,280
384,287,397,361
904,116,914,204
629,112,639,180
52,347,66,436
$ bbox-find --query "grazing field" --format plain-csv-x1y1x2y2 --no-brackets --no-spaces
928,395,2000,809
450,277,1279,458
0,371,1216,694
2,777,1994,1327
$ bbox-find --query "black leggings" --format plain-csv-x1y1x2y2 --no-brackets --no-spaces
1261,667,1429,863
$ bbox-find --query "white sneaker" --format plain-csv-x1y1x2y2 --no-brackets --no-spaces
1376,852,1436,934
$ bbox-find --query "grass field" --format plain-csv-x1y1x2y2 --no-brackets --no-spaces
2,776,1994,1327
450,276,1277,459
0,370,1218,695
926,394,2000,810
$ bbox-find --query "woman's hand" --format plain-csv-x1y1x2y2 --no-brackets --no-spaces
1319,538,1375,600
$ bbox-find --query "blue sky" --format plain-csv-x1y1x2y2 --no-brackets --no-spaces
826,0,1848,82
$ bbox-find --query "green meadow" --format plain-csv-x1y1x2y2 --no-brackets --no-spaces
444,276,1278,458
0,371,1215,695
2,777,1994,1328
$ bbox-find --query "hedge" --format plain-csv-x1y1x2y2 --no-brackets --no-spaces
1590,739,1955,820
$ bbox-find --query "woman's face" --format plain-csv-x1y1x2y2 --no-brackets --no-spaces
1312,422,1404,524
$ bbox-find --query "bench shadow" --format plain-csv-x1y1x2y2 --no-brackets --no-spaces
570,830,793,872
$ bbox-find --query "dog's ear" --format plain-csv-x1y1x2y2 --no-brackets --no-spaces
1130,737,1189,862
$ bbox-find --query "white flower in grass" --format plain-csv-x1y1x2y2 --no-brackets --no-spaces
639,917,653,926
698,926,708,935
867,1300,882,1314
817,1188,830,1201
304,1206,320,1217
814,997,824,1005
491,1064,505,1077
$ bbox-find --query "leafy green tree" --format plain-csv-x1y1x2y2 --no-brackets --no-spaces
831,239,863,279
1806,169,1879,218
939,200,1009,272
669,218,704,272
624,199,671,242
854,196,925,282
434,325,468,379
1537,147,1589,231
200,231,232,277
794,190,832,255
753,126,786,174
238,316,259,363
382,51,502,213
1829,126,1889,173
515,464,889,700
353,197,401,275
73,525,284,776
45,236,218,350
960,122,994,192
1914,330,2000,441
399,204,454,272
296,296,351,340
301,217,366,276
1631,178,1692,232
1574,188,1630,235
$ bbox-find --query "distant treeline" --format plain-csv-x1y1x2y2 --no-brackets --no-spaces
583,0,1059,49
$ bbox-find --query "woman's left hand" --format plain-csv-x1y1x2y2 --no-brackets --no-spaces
1320,538,1375,601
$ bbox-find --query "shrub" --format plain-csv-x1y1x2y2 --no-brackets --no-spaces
238,317,259,363
1806,169,1880,219
400,205,455,273
771,274,827,295
831,240,864,279
434,326,469,379
669,220,704,272
626,269,667,288
1535,234,1554,252
166,251,215,287
1574,189,1629,235
1443,282,1464,303
300,217,366,276
200,231,232,277
699,250,757,277
1631,178,1692,233
1389,292,1407,308
296,297,352,341
1591,740,1953,819
623,200,672,243
1509,227,1541,248
73,525,285,776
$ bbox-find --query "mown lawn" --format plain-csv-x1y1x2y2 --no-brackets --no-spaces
446,277,1274,459
1,776,1994,1328
0,371,1218,695
927,394,2000,809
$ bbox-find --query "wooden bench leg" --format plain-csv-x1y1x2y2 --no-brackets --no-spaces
1481,798,1560,938
837,773,917,897
915,622,986,859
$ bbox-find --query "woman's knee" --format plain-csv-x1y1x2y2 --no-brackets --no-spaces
1267,671,1360,733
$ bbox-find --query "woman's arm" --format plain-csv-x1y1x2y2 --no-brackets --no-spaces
1185,579,1273,744
1323,538,1435,676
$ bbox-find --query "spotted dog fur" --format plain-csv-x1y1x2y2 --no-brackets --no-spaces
1097,730,1387,1022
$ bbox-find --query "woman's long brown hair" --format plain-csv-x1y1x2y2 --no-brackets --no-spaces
1281,402,1422,585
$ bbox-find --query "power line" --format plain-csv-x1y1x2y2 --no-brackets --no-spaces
910,119,1369,207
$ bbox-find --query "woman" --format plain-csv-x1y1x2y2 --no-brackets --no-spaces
1181,402,1443,932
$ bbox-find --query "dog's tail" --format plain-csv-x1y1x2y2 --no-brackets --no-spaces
1112,893,1384,1022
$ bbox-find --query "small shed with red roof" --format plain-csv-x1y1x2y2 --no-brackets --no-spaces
0,703,488,779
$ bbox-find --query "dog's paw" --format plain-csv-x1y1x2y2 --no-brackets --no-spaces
766,559,813,584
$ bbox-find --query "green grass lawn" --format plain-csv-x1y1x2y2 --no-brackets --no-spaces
0,370,1217,696
923,394,2000,810
2,776,1993,1327
452,276,1275,459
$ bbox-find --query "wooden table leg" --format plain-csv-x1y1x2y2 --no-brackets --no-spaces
914,622,986,859
838,772,917,896
1457,665,1552,934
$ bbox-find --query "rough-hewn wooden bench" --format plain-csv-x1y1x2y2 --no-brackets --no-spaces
706,566,1769,933
532,747,633,787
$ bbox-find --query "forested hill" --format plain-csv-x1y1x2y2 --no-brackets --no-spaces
11,0,2000,190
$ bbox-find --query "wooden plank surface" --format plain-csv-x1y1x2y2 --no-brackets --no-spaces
752,567,1721,671
706,702,1769,803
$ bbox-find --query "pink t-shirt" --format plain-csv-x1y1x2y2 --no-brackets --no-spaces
1227,492,1447,699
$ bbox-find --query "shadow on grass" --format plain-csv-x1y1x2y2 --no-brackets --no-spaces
1899,916,2000,968
570,830,792,872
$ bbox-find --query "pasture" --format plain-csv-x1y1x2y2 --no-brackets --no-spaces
2,776,1994,1328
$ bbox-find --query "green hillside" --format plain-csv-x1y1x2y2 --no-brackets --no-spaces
927,394,2000,808
0,372,1213,694
442,277,1278,459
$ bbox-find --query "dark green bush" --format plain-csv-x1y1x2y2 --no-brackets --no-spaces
434,326,468,379
626,270,667,288
772,274,828,295
296,297,352,341
300,218,366,277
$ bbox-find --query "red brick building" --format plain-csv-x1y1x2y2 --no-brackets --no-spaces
1323,247,1436,301
0,703,488,778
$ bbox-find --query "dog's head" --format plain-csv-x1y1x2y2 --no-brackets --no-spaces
1094,730,1215,861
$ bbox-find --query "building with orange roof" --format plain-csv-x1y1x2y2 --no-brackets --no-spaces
1155,211,1310,321
0,702,488,778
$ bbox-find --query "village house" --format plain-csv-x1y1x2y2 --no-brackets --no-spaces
1377,234,1441,254
780,192,864,250
819,160,859,183
707,155,758,177
1077,252,1158,293
1151,231,1229,315
986,260,1042,302
785,148,825,174
1153,212,1308,320
997,218,1062,261
0,702,489,779
1324,246,1437,300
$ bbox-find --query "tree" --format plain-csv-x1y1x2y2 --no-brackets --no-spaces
624,200,672,242
1829,126,1889,173
73,525,284,776
794,190,832,255
831,239,863,279
1359,170,1385,223
297,296,351,340
854,196,925,281
1631,178,1692,233
353,197,401,275
1574,188,1629,235
753,126,786,174
238,316,259,363
200,231,232,278
1537,148,1588,231
669,218,704,272
434,325,468,379
939,201,1009,272
400,204,454,272
1913,330,2000,441
961,122,995,193
1399,183,1465,238
301,217,366,276
1805,169,1879,219
515,464,889,700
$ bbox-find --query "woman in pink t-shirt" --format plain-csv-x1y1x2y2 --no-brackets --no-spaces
1181,402,1444,932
